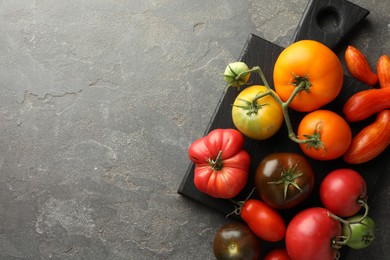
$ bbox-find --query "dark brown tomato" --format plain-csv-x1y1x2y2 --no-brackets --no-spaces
255,153,315,209
213,222,260,260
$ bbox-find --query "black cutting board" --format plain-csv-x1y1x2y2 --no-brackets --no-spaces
179,0,390,259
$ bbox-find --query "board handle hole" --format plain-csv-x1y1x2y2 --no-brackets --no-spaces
317,7,340,32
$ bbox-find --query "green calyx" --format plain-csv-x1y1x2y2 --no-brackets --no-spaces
207,150,223,170
267,162,303,200
291,73,312,92
233,92,269,116
303,122,326,151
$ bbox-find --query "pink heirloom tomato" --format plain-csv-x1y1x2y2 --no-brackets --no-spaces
188,129,250,199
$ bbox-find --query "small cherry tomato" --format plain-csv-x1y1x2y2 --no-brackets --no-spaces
232,85,284,140
240,199,286,242
264,248,291,260
319,169,367,217
297,110,352,160
213,222,261,260
343,215,376,249
224,62,251,89
285,207,342,260
255,153,315,209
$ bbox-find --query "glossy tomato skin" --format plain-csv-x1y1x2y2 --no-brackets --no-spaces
240,199,286,242
273,40,343,112
213,222,260,260
297,110,352,160
255,153,315,209
264,248,291,260
344,110,390,164
320,169,367,217
232,85,283,140
343,215,376,249
188,129,250,199
285,207,342,260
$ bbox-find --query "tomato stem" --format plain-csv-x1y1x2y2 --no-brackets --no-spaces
327,200,370,249
207,150,223,170
252,67,318,146
228,64,322,147
226,187,256,218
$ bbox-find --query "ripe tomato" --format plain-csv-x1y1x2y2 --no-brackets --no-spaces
319,169,367,217
213,222,260,260
255,153,315,209
343,215,376,249
344,110,390,164
232,85,283,140
285,207,342,260
264,248,291,260
297,110,352,160
188,129,250,199
240,199,286,242
273,40,343,112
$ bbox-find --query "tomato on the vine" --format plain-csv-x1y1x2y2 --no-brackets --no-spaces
188,128,250,199
213,222,260,260
273,40,343,112
232,85,283,140
320,169,367,217
255,153,315,209
343,215,376,249
239,199,286,242
224,62,251,89
285,207,342,260
297,110,352,160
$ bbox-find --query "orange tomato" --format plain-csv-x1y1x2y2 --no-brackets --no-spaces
273,40,344,112
297,110,352,160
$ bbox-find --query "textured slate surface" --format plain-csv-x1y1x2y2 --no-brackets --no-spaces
0,0,388,259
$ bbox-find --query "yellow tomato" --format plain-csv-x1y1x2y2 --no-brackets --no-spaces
232,85,283,140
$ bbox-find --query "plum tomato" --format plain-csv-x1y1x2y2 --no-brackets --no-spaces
264,248,291,260
297,110,352,160
240,199,286,242
213,222,260,260
319,169,367,217
255,153,315,209
343,215,376,249
188,129,250,199
285,207,342,260
232,85,284,140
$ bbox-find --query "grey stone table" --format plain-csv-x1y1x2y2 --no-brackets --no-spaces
0,0,388,259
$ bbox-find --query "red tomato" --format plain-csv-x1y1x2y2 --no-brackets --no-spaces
343,87,390,122
319,169,367,217
344,110,390,164
297,110,352,160
264,248,291,260
273,40,343,112
240,199,286,242
188,128,250,199
285,207,342,260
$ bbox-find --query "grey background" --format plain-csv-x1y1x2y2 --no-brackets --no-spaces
0,0,388,259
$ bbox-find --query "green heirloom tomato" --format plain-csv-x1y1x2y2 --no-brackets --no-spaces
224,62,251,88
232,85,283,140
213,222,260,260
255,153,315,209
343,215,376,249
